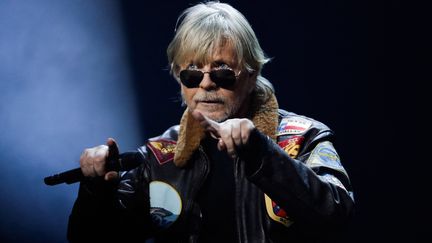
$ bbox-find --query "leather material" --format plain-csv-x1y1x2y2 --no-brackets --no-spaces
68,109,354,243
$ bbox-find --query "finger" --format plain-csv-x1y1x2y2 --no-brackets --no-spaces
191,110,221,139
240,119,254,145
231,120,242,146
92,145,108,176
105,138,121,172
217,138,226,151
104,171,119,181
220,124,237,159
80,149,94,176
107,137,119,160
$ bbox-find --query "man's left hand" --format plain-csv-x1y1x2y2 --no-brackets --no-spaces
192,110,255,159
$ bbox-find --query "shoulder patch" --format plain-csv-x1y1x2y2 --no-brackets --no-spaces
278,116,312,136
307,141,346,174
278,135,305,159
148,139,176,165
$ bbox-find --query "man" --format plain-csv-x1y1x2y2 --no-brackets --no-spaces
68,2,354,242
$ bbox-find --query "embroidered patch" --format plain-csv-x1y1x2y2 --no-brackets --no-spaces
264,194,294,227
149,181,182,229
148,139,176,165
278,135,305,159
307,141,346,174
278,117,312,136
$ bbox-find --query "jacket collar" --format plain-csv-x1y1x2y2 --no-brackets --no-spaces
173,93,279,167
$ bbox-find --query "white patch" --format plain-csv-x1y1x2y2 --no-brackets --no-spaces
278,117,312,135
149,181,182,228
306,141,347,176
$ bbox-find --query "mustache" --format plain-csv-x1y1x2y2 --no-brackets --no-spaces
193,92,225,103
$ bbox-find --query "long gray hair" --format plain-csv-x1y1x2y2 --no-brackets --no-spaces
167,1,274,103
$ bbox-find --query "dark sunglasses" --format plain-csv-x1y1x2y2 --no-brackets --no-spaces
179,68,240,88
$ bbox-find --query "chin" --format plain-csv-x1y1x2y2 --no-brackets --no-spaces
198,110,228,122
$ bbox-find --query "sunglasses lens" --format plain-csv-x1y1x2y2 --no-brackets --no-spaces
179,70,203,88
210,69,236,87
179,69,237,88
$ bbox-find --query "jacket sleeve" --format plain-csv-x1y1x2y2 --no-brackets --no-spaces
67,153,151,242
241,128,354,230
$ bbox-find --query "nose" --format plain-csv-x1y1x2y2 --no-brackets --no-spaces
199,71,217,90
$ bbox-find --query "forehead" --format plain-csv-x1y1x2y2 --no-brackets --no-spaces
180,43,239,67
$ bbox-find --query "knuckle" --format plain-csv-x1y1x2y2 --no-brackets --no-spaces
220,128,230,138
232,133,241,140
81,149,89,157
97,145,108,151
232,132,241,142
94,156,106,166
241,118,252,126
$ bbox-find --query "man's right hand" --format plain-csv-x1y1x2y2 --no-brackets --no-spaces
79,138,119,181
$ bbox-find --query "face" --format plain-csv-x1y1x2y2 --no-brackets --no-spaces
177,46,256,122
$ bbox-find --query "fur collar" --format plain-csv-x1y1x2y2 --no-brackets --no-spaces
173,93,279,167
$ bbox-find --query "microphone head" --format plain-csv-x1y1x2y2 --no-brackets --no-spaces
44,174,60,186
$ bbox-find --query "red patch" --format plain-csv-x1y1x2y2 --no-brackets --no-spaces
272,201,287,218
282,125,306,131
147,139,176,165
278,136,304,159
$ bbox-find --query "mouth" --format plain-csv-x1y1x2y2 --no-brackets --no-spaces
195,98,224,105
198,100,223,104
195,100,225,111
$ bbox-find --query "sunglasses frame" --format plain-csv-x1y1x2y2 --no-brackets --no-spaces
179,67,241,88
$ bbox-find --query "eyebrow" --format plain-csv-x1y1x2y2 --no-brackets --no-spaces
212,60,232,67
185,60,230,68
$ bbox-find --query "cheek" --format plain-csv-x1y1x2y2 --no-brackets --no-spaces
181,86,196,106
233,79,254,101
222,90,243,110
227,80,254,111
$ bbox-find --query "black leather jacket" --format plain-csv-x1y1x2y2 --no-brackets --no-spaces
68,110,354,243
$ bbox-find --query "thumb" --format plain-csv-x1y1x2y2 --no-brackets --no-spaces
107,137,119,159
106,138,120,172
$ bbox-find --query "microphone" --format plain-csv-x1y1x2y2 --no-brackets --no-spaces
44,152,143,186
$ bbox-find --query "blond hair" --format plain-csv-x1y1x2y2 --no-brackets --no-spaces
167,1,274,102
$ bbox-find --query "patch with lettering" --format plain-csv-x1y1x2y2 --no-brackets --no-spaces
278,117,312,136
264,194,294,227
307,141,346,174
148,139,176,165
278,136,305,159
149,181,182,229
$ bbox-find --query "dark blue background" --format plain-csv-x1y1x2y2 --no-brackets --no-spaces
0,0,425,242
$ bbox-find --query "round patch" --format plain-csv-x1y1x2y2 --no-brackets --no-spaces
149,181,182,228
